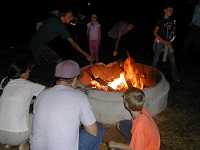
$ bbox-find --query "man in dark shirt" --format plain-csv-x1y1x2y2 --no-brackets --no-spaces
29,8,92,86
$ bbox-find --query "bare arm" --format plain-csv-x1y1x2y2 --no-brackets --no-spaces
114,32,122,51
67,37,92,62
108,140,134,150
113,32,122,56
98,26,101,47
83,122,98,136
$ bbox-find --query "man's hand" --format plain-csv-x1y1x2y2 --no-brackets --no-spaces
113,50,118,56
85,54,92,62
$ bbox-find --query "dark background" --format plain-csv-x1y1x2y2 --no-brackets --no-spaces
0,0,199,72
0,0,197,48
1,1,200,149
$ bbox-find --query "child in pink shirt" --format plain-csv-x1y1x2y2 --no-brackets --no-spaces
86,13,101,64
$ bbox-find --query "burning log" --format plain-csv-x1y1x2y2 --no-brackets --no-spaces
87,69,115,91
119,61,133,88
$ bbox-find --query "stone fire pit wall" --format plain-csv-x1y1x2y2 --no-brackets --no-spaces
78,62,170,125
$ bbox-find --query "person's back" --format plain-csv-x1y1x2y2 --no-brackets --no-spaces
107,21,128,39
30,17,71,47
130,107,160,149
0,54,45,149
30,60,105,150
30,85,94,149
0,79,44,132
104,19,135,64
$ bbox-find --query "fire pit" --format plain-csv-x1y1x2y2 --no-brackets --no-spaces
78,57,170,124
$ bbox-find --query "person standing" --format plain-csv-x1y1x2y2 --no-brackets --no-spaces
105,18,135,64
86,13,101,64
30,8,92,86
107,87,160,150
29,60,105,150
181,0,200,54
152,4,180,81
0,54,46,150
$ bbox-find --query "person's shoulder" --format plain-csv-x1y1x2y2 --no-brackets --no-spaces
74,89,88,100
96,21,101,25
26,79,45,87
117,21,126,24
156,18,164,24
169,17,175,21
158,17,164,21
96,22,101,26
44,17,60,23
87,22,91,26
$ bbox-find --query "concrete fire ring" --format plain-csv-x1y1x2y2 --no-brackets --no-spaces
78,63,170,125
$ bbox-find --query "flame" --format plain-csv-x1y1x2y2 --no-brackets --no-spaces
108,73,128,91
90,55,145,91
123,55,144,90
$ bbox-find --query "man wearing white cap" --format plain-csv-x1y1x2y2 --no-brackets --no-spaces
29,60,105,150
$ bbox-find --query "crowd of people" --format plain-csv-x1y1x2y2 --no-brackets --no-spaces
1,1,199,149
0,54,160,150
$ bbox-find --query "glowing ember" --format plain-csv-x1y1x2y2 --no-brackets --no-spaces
79,55,158,92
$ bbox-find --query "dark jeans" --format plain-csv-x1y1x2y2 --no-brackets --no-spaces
114,119,132,150
152,42,179,80
79,122,105,150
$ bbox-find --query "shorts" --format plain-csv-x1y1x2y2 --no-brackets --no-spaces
0,114,33,146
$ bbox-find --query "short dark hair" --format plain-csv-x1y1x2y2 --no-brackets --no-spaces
126,17,136,27
58,7,73,17
163,2,174,9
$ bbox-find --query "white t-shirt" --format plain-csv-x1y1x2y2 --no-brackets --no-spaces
0,78,45,132
29,85,96,150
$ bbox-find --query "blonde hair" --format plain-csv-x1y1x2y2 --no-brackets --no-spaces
123,87,145,111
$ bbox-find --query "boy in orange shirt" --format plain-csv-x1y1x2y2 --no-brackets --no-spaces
107,87,160,150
